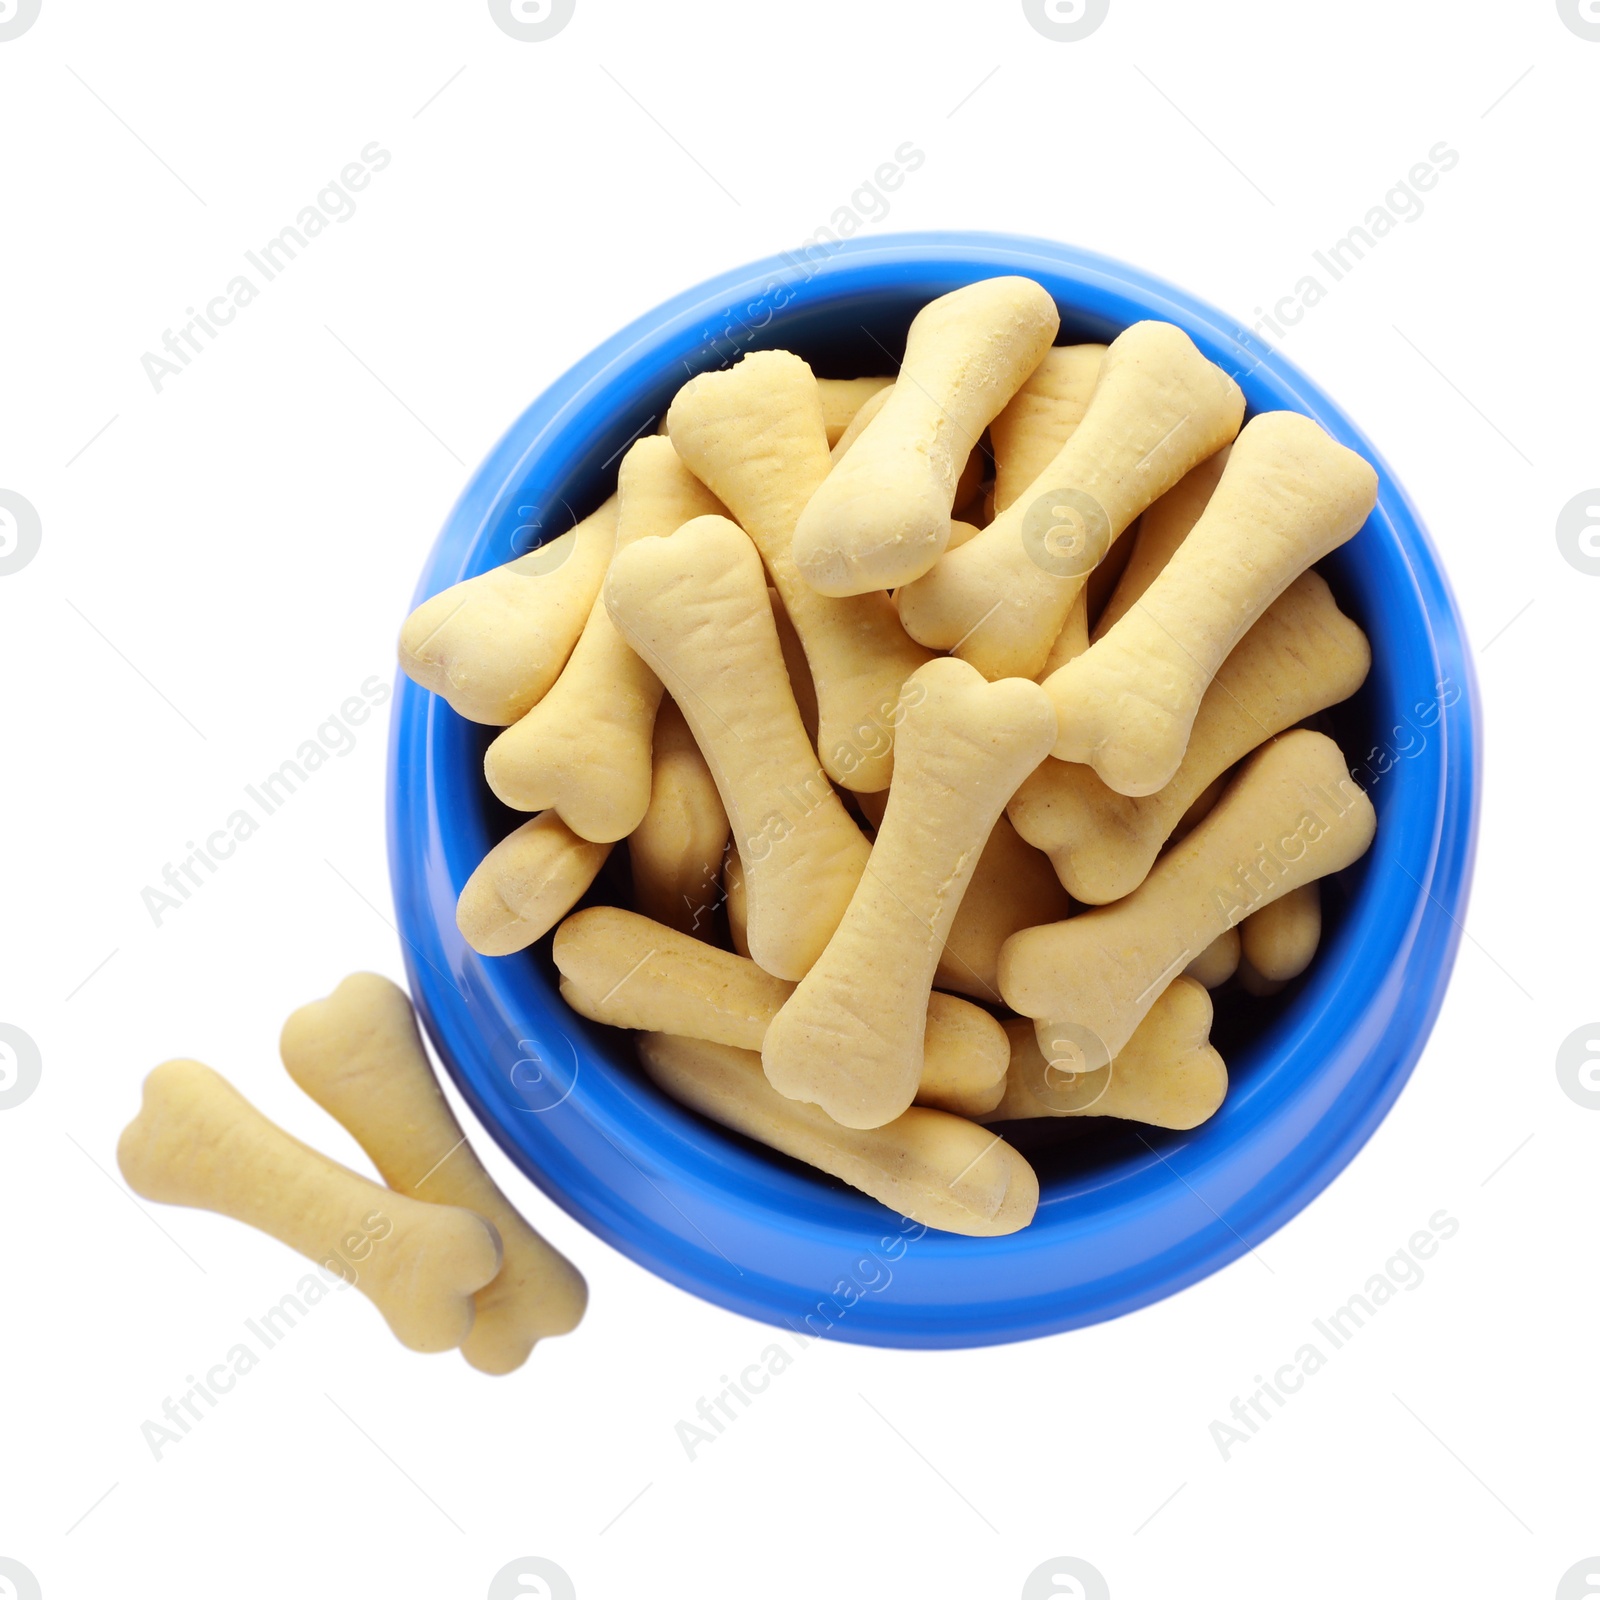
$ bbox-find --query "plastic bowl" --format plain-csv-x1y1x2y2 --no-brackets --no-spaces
388,232,1479,1349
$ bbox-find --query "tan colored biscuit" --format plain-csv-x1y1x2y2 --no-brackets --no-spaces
280,974,587,1374
1241,881,1321,982
554,906,1007,1117
1084,521,1135,629
605,514,870,979
769,586,819,748
794,278,1059,593
990,344,1107,512
557,906,790,1051
999,730,1376,1060
638,1033,1038,1237
457,813,610,956
627,698,730,940
1009,570,1370,903
831,388,985,546
828,384,892,461
1026,353,1125,670
117,1060,501,1353
1044,411,1378,793
1037,588,1090,679
1092,445,1230,639
723,838,750,958
817,375,893,444
399,497,618,725
896,322,1244,680
763,657,1057,1129
936,815,1071,1004
1184,927,1241,989
666,351,930,791
914,995,1010,1117
1173,772,1230,842
985,979,1226,1129
849,793,1069,1004
481,439,722,838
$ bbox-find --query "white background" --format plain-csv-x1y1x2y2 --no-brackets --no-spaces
1,2,1594,1596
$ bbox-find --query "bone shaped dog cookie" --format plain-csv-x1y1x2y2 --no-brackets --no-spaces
457,812,611,957
1241,881,1321,983
999,729,1376,1061
399,496,618,726
830,382,990,510
769,586,820,747
554,906,1008,1117
829,388,985,537
627,697,731,940
935,816,1071,1004
1043,411,1379,795
482,437,723,839
118,1060,502,1353
665,351,930,792
1010,569,1371,902
792,277,1060,594
280,974,587,1374
556,906,791,1049
983,977,1226,1130
990,344,1107,513
850,790,1070,1005
763,656,1057,1129
913,995,1011,1117
1037,590,1090,679
896,322,1244,681
1185,927,1242,989
1092,445,1230,639
829,384,891,461
1000,351,1113,685
722,838,750,957
605,513,870,980
816,375,893,444
638,1034,1038,1237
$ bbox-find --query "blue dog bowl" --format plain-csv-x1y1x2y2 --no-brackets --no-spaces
388,232,1479,1349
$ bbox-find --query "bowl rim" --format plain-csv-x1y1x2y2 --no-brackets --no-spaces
387,230,1481,1348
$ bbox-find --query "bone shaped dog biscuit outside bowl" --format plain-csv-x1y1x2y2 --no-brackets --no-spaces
388,232,1479,1349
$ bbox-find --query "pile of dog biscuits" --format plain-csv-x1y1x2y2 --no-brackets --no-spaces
400,276,1380,1239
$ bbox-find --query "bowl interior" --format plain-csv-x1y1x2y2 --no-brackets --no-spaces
391,234,1474,1345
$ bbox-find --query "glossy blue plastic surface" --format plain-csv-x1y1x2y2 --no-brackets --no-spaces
387,233,1480,1348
